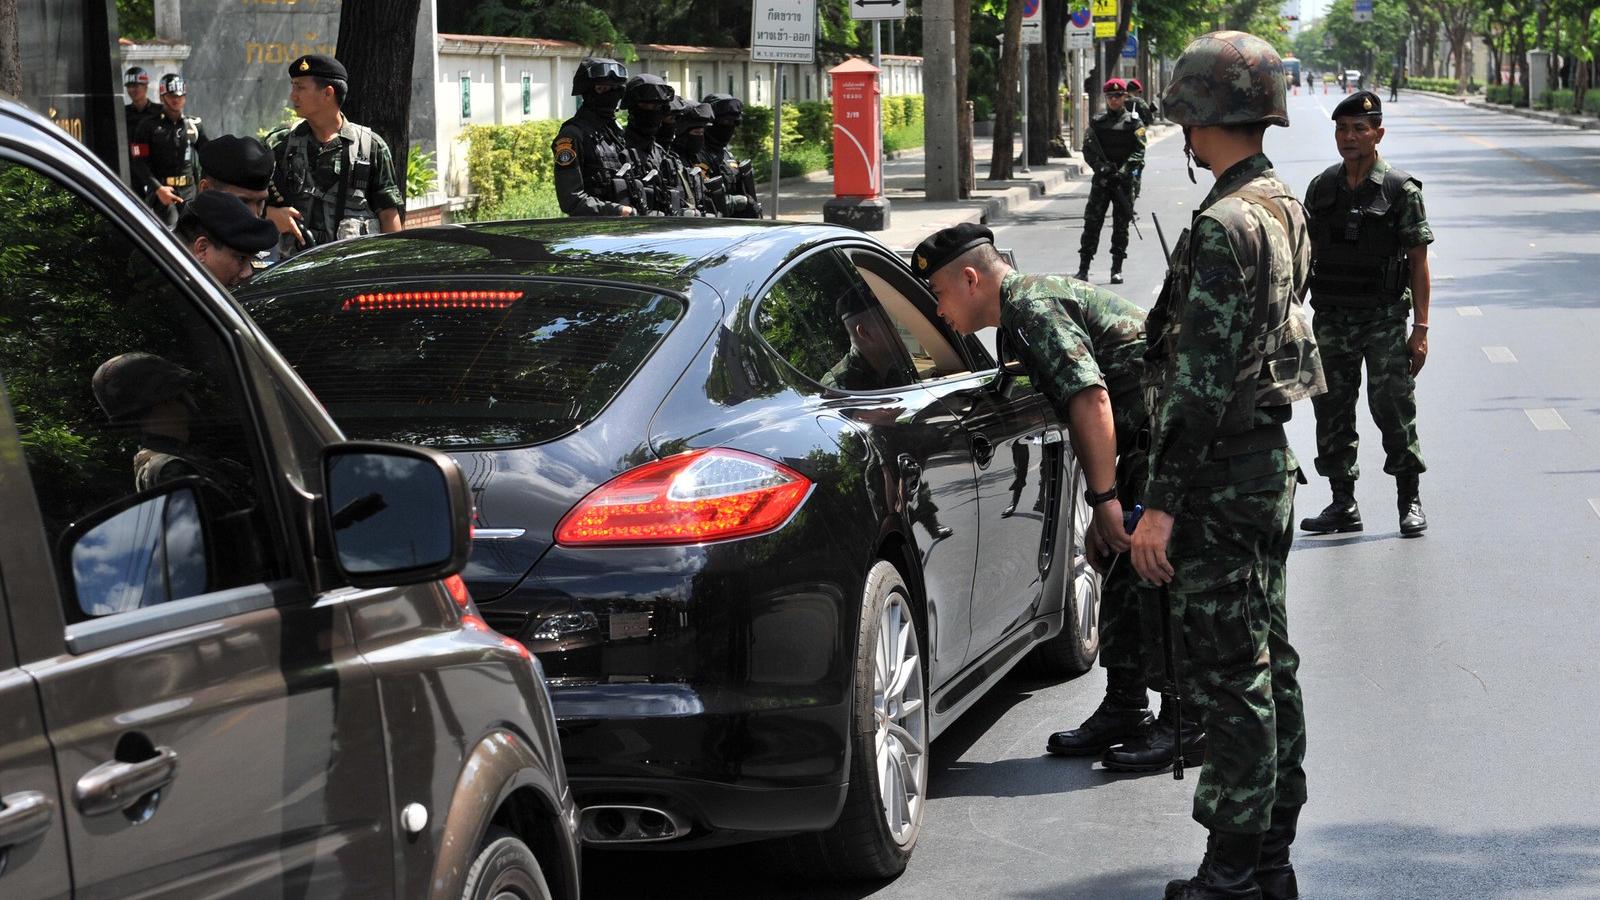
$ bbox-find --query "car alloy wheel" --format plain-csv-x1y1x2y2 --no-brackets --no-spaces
1068,464,1102,662
874,585,928,848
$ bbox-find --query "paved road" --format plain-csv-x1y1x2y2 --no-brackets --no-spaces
583,89,1600,899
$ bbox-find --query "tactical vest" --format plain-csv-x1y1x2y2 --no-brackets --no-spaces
1305,163,1416,309
576,113,633,205
1147,178,1325,447
281,122,377,243
1092,113,1141,165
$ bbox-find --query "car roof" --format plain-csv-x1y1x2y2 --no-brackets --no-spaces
246,217,860,296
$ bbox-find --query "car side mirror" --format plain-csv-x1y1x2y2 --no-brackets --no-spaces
993,358,1030,399
321,442,472,588
61,477,211,618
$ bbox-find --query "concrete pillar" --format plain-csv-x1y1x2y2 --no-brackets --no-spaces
922,0,960,201
154,0,181,42
1528,48,1551,101
494,53,506,125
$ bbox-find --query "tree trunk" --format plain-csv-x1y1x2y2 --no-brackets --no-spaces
989,0,1024,181
956,0,973,197
1045,0,1065,154
337,0,423,207
1027,43,1050,164
0,0,21,97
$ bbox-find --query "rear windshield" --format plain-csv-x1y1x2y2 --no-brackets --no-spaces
244,280,683,447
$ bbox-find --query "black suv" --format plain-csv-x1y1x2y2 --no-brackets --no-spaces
0,100,579,899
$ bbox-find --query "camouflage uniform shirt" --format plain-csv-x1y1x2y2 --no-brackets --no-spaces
269,118,403,246
998,271,1148,444
1144,153,1310,514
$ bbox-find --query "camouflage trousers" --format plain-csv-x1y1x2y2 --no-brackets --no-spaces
1078,178,1133,264
1142,467,1308,834
1100,452,1149,708
1310,312,1426,481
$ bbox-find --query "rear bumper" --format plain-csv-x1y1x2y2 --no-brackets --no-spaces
552,681,851,838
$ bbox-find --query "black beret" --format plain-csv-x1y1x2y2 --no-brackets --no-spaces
289,53,347,81
199,135,274,191
1332,90,1382,119
183,190,279,253
911,223,995,281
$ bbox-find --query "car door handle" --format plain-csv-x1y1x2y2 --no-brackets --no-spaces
897,454,922,489
971,433,994,467
0,791,54,852
1022,427,1063,446
74,746,179,817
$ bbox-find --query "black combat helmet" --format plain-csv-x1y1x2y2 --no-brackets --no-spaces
92,352,198,423
572,57,628,96
623,74,675,108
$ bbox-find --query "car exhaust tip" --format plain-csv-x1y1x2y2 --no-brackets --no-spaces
578,804,691,844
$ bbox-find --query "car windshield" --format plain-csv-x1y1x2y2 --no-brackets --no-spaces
244,280,683,448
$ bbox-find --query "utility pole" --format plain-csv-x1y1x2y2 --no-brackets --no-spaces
923,0,960,201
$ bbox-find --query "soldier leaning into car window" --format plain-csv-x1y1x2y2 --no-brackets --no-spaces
912,223,1202,774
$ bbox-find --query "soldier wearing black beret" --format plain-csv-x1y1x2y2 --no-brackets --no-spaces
1300,88,1435,537
268,53,403,254
174,190,279,289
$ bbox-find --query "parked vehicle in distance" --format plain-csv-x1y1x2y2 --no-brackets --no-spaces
0,97,579,900
241,217,1105,879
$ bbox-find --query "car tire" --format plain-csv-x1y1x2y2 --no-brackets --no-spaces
776,559,928,880
461,826,554,900
1024,460,1102,678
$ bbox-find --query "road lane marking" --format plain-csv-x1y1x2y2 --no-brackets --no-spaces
1525,408,1570,431
1457,306,1483,316
1426,119,1600,198
1482,346,1517,363
1588,499,1600,519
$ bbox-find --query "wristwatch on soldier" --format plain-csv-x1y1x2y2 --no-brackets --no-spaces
1085,485,1118,506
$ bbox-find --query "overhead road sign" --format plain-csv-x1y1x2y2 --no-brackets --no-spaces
752,0,817,63
851,0,907,21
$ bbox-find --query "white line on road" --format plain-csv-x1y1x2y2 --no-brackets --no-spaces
1457,306,1483,316
1482,346,1518,363
1526,408,1570,431
1588,499,1600,519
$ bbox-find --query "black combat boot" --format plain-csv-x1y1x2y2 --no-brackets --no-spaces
1298,480,1361,534
1254,806,1301,900
1109,258,1125,284
1075,255,1092,281
1165,831,1264,899
1101,704,1206,773
1046,698,1152,756
1398,475,1427,537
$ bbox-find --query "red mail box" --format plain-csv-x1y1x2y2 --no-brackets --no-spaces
829,59,882,199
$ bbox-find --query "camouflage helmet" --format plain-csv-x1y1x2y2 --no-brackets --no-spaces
1161,31,1289,128
92,353,197,422
571,57,628,96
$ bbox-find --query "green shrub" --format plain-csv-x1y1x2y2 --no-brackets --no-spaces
1485,83,1528,106
1584,91,1600,117
1405,76,1463,95
1536,89,1575,112
460,182,563,223
462,120,561,209
973,94,994,121
405,144,437,198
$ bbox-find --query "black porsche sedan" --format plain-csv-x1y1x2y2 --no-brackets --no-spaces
238,218,1103,878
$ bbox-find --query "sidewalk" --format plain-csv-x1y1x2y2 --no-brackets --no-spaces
1401,87,1600,132
765,135,1098,248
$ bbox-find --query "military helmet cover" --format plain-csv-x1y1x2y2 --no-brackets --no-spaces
572,57,628,95
159,73,187,96
124,66,149,86
92,352,198,422
623,74,675,108
911,223,995,282
681,102,716,129
1161,30,1289,128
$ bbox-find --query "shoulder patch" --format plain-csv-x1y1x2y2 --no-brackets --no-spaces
554,136,577,167
1135,126,1146,139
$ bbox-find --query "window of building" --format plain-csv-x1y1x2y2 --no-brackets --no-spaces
521,72,532,116
459,72,471,120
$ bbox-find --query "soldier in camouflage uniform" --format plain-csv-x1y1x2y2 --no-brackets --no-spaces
913,223,1129,596
1298,91,1432,538
1131,32,1326,900
1077,78,1147,285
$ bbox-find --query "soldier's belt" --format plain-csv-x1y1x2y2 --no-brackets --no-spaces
163,175,191,187
1209,423,1287,459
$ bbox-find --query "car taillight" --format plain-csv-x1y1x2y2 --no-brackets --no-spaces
555,448,812,547
341,290,523,312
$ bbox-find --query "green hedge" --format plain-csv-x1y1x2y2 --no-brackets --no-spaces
1406,76,1461,94
1535,89,1577,112
462,120,561,210
1485,83,1528,106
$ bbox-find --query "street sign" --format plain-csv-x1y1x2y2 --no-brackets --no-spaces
752,0,817,63
851,0,906,22
1093,0,1118,38
1121,33,1138,58
1068,4,1093,49
1020,0,1044,45
1353,0,1372,22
